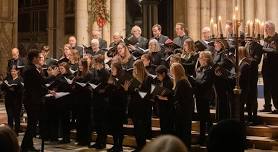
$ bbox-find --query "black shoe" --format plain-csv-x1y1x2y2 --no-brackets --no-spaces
272,110,278,114
89,143,106,149
260,108,272,112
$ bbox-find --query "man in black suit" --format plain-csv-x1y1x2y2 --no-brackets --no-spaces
86,39,105,56
151,24,169,44
173,23,191,48
92,30,108,49
261,21,278,113
127,25,148,57
68,35,84,57
7,48,25,77
21,50,54,152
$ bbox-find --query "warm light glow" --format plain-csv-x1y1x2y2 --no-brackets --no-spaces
210,18,214,23
218,16,221,21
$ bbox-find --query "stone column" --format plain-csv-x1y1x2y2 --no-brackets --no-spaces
111,0,126,38
200,0,210,29
267,0,278,29
187,0,200,40
256,0,266,21
0,0,17,75
142,0,160,38
244,0,255,21
210,0,217,23
76,0,89,46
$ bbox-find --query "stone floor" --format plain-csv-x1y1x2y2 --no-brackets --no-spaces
0,99,278,151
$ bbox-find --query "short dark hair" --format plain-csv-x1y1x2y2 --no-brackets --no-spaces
0,126,19,152
155,65,168,75
27,49,40,64
152,24,162,31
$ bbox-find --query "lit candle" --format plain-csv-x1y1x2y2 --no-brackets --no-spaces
255,19,261,37
218,16,223,36
250,21,254,37
214,23,218,37
246,20,250,36
235,6,239,20
210,18,214,37
260,21,265,36
233,15,236,35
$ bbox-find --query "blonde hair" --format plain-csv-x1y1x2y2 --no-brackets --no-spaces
199,51,213,65
70,49,80,64
133,59,147,83
118,42,132,64
170,62,188,89
238,46,248,60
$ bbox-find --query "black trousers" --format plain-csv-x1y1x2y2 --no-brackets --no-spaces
247,74,258,118
262,73,273,109
196,98,212,141
21,104,40,150
4,96,22,133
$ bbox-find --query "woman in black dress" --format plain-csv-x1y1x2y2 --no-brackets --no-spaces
122,59,152,151
154,65,174,135
72,58,92,146
106,61,128,152
195,51,214,145
1,66,23,135
170,62,194,150
90,55,110,149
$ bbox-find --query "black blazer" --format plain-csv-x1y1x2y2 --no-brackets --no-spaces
7,58,25,71
195,65,214,100
152,34,169,44
23,64,48,105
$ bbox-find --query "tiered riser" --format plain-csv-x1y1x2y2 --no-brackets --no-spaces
6,109,278,151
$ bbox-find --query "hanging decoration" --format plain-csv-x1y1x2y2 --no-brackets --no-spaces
88,0,109,28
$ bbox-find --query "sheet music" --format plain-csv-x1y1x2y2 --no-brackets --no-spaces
64,77,74,84
148,74,157,79
138,47,149,53
45,92,70,99
151,84,156,94
75,82,87,87
4,80,17,87
45,82,54,87
138,91,147,99
69,68,77,74
88,83,100,89
17,65,24,69
104,58,112,64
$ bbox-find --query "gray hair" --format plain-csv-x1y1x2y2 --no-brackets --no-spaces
265,20,275,32
149,39,161,52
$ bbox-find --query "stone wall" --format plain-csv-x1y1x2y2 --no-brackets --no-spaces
0,0,17,76
173,0,278,40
